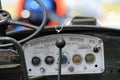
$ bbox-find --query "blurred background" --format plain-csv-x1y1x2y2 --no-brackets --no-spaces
1,0,120,30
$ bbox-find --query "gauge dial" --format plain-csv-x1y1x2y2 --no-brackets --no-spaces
73,54,82,64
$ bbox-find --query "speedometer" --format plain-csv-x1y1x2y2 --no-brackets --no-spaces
23,34,104,76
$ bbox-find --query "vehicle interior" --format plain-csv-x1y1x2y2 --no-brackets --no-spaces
0,0,120,80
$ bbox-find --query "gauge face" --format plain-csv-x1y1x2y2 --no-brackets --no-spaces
23,34,104,76
85,54,95,64
73,54,82,64
45,56,54,65
61,55,68,64
31,56,41,66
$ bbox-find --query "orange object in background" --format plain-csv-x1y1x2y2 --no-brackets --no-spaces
17,0,25,18
47,20,58,26
54,0,67,16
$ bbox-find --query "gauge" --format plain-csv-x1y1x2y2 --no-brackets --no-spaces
61,55,68,64
31,56,41,66
45,56,54,65
73,54,82,64
85,54,95,64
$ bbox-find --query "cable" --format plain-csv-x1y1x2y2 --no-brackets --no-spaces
0,0,48,47
19,0,48,43
8,20,38,29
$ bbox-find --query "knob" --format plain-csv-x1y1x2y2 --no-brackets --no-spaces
93,47,99,53
56,38,66,48
31,56,41,66
45,56,54,65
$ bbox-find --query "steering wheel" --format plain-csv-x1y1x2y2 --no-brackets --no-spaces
0,0,47,47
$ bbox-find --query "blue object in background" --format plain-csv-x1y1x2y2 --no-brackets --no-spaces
14,26,24,31
24,0,55,25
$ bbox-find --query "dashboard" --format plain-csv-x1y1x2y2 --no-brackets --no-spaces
20,26,120,80
0,26,120,80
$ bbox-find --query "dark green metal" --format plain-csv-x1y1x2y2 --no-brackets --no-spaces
0,37,28,80
58,48,62,80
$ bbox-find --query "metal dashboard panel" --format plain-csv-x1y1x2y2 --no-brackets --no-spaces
23,34,104,76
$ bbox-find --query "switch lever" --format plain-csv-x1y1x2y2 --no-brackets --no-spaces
56,38,66,80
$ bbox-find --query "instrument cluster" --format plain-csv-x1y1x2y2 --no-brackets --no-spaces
23,34,104,77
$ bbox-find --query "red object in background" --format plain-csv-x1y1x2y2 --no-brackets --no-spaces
54,0,67,16
47,20,58,26
17,0,25,18
48,0,67,26
17,0,66,26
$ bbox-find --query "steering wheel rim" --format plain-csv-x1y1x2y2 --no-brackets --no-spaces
0,0,47,47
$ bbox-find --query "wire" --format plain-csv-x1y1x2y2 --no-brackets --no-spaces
19,0,47,43
8,20,38,29
1,0,48,47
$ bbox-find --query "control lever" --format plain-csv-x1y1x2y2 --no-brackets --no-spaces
56,38,66,80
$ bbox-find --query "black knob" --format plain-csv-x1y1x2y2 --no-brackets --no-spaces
93,47,99,53
31,57,41,66
45,56,54,65
56,38,66,48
